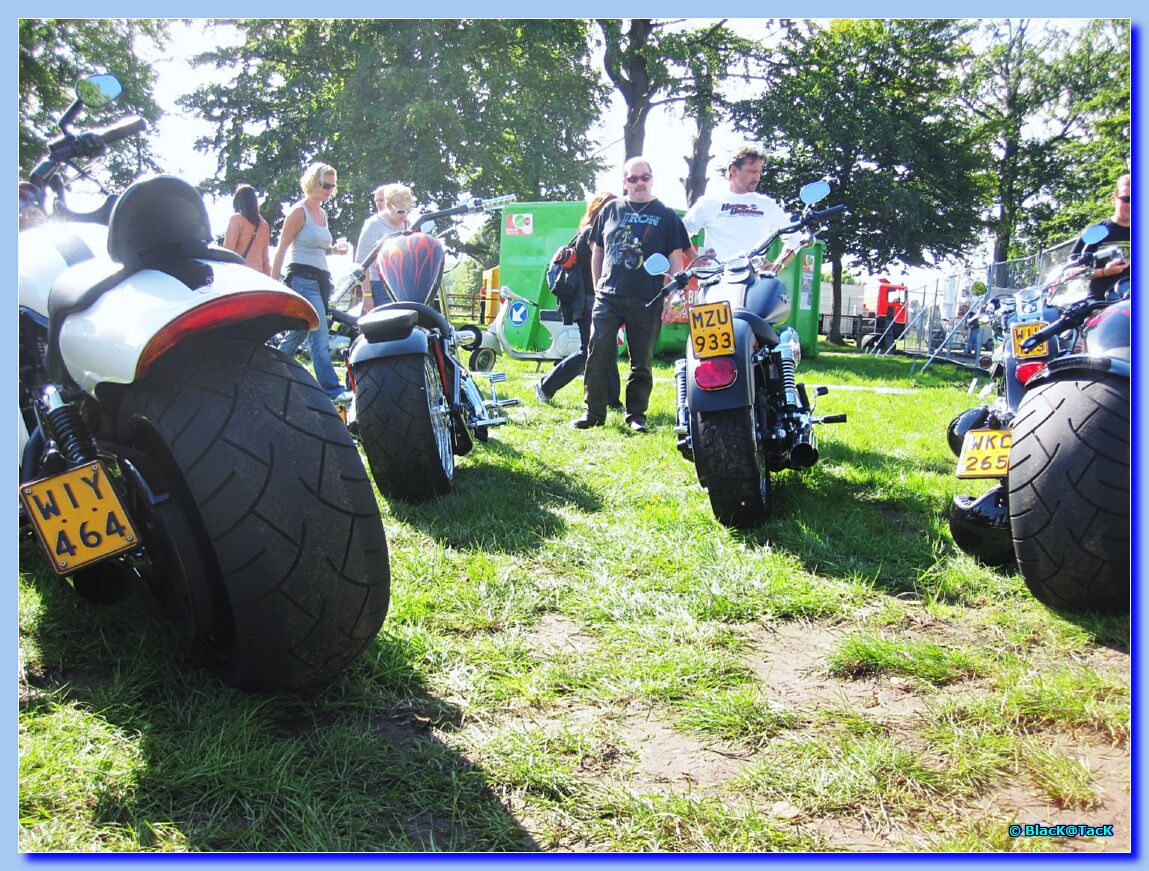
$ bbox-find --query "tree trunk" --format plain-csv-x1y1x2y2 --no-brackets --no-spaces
828,251,845,345
598,19,656,160
683,113,714,206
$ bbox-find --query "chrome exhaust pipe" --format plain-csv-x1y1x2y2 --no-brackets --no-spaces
789,427,818,469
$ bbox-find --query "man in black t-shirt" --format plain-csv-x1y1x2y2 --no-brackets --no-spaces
1070,173,1130,300
573,157,693,433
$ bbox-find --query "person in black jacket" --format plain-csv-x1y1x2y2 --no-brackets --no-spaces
534,192,622,408
1070,173,1130,300
574,157,693,433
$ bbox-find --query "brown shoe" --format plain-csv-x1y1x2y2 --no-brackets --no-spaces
571,415,605,429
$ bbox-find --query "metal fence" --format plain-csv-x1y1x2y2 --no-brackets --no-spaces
865,237,1080,372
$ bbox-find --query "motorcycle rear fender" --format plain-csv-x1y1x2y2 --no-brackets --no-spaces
685,317,755,412
348,328,430,367
1024,353,1131,390
56,260,314,398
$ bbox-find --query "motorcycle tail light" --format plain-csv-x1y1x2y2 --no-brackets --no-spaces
1014,360,1046,385
135,292,318,379
695,357,737,390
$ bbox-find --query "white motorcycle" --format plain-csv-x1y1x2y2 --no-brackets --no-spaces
18,73,390,691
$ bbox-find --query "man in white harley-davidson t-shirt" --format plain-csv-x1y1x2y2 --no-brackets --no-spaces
683,144,791,262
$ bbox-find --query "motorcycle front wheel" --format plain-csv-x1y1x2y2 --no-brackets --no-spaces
354,353,454,502
115,338,391,690
1008,374,1130,614
694,407,769,529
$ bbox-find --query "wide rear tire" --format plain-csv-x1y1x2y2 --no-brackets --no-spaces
116,339,390,691
694,408,769,529
1008,375,1130,613
354,354,454,502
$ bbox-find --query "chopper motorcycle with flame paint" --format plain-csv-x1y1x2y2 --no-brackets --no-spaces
329,195,519,503
19,73,390,690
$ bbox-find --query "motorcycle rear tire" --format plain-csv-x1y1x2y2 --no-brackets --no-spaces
355,353,454,502
694,408,769,529
1008,374,1129,614
116,338,390,690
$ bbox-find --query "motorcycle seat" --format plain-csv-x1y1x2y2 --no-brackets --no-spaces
363,301,453,341
107,175,244,270
733,309,780,347
359,308,420,343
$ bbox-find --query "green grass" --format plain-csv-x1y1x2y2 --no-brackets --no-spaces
18,341,1129,852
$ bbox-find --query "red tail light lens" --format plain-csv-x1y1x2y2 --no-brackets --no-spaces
695,357,737,390
1014,360,1046,385
136,292,317,378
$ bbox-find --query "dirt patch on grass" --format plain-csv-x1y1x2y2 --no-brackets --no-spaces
614,713,748,794
524,613,601,657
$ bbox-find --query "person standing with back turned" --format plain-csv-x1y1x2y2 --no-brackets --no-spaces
222,184,271,275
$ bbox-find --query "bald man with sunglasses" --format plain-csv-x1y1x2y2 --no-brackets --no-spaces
574,157,692,433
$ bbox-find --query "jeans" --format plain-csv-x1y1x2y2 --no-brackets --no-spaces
583,293,662,421
278,275,343,398
539,297,621,404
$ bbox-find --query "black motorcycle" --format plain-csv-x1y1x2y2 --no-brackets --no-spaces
330,195,520,502
645,180,847,528
947,224,1129,612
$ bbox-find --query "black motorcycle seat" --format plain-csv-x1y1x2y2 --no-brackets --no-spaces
107,175,243,269
733,309,780,347
363,301,453,340
359,307,420,343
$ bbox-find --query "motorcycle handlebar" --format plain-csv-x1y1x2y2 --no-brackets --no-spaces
94,115,148,147
1020,299,1108,351
419,193,517,225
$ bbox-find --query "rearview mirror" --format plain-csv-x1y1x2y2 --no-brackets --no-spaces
419,220,436,234
643,253,670,276
1080,224,1108,246
76,73,122,109
799,180,831,205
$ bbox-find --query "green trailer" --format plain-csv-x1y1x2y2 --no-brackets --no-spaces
496,201,822,359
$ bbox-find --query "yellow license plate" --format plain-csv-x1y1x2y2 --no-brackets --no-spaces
20,461,139,574
689,301,735,359
1012,321,1048,358
956,429,1013,479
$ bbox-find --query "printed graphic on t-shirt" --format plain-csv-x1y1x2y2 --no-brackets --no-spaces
721,202,767,217
606,223,646,271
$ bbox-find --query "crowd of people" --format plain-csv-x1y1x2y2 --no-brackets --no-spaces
229,151,1128,430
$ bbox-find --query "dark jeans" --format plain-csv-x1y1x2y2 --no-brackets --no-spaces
540,298,620,403
583,293,662,421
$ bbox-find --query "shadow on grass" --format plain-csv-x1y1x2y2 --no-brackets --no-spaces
19,561,539,852
730,440,952,597
384,439,601,552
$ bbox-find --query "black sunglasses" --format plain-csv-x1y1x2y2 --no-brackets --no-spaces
320,182,336,190
625,173,653,183
1117,195,1130,203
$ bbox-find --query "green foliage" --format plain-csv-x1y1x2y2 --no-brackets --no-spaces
18,19,167,187
732,19,991,275
959,19,1130,259
181,19,606,254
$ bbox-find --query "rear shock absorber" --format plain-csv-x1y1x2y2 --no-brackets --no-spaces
778,350,800,409
41,385,97,465
673,357,689,435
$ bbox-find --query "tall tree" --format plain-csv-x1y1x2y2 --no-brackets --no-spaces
19,18,167,186
731,19,990,343
958,19,1127,262
1014,19,1130,250
181,19,606,266
595,18,766,202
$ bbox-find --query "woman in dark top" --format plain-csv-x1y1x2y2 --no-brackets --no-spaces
535,192,622,407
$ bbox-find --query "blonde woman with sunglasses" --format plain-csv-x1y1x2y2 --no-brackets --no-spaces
272,162,351,401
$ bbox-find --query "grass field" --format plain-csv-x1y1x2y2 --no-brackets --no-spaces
18,342,1130,852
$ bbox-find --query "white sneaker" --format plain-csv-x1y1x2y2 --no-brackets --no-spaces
333,390,354,404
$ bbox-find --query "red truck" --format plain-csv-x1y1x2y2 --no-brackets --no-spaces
820,280,908,348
